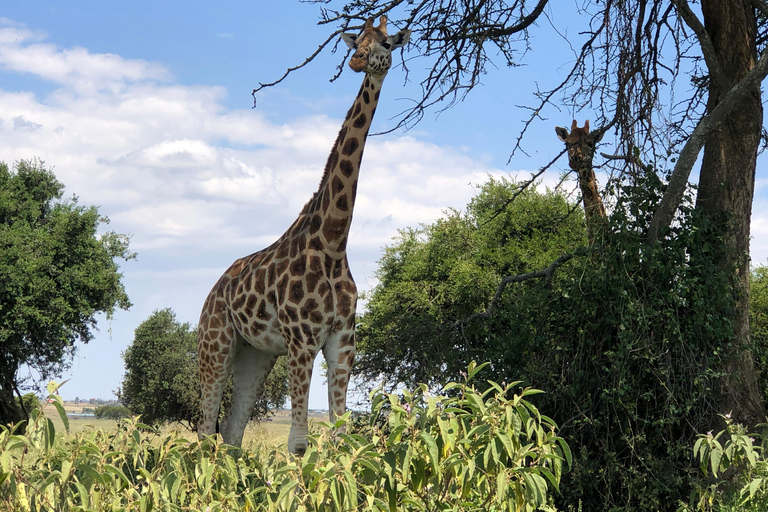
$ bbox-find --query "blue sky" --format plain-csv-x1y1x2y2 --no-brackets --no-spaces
2,2,767,409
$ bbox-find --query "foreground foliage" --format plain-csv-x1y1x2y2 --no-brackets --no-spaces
1,367,569,511
682,416,768,512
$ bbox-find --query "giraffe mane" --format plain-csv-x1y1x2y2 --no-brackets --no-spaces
299,103,355,215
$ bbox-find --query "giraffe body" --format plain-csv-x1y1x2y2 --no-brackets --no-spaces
555,120,607,243
197,17,410,455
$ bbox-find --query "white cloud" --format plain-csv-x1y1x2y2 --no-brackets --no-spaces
0,21,169,93
0,24,507,280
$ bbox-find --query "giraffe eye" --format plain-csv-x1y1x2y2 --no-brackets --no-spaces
381,41,391,49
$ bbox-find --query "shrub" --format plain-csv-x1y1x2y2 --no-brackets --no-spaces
93,404,131,420
1,368,569,511
681,416,768,512
15,393,41,416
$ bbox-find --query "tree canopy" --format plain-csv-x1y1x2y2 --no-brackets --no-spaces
121,308,289,428
0,159,133,428
356,177,587,387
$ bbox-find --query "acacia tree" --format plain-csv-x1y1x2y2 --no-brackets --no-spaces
257,0,768,424
0,159,133,428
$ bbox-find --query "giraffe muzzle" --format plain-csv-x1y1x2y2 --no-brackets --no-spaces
349,54,367,72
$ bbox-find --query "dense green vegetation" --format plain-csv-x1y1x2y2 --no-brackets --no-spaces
356,176,586,387
752,267,768,400
120,308,290,428
15,393,42,418
0,159,133,428
357,174,768,510
1,371,571,511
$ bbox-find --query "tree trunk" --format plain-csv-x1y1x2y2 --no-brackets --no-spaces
0,367,25,430
698,0,765,425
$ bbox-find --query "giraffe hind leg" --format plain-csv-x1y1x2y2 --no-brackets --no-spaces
220,339,279,448
197,307,237,441
286,343,319,456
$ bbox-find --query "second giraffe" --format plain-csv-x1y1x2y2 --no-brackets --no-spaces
196,17,410,455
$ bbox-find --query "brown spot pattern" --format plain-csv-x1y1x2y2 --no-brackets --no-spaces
339,160,354,177
353,113,367,129
342,138,359,156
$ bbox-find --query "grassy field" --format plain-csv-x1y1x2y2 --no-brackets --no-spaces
42,402,325,452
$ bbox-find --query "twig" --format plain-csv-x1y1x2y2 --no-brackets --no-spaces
456,247,592,326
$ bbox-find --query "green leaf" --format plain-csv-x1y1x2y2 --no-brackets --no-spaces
51,400,70,434
556,437,572,468
419,431,440,476
496,470,508,502
710,448,723,477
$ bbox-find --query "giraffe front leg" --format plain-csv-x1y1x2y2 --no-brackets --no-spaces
323,330,356,426
287,345,318,456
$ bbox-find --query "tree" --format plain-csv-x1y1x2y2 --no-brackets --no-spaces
14,393,40,418
93,404,131,420
359,168,743,510
0,159,133,428
121,309,289,428
357,177,586,387
263,0,768,425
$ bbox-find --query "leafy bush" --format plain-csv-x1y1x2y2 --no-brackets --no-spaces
751,266,768,401
1,369,569,511
94,404,131,420
682,415,768,511
15,393,41,416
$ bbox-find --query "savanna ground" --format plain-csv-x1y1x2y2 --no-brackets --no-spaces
45,401,326,451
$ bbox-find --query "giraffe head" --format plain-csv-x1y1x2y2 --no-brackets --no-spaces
555,120,601,170
341,16,410,76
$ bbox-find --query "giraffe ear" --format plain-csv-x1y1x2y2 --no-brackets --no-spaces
341,33,358,49
388,29,411,49
555,126,569,142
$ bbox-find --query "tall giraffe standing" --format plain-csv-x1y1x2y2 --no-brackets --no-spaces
197,17,410,455
555,120,607,243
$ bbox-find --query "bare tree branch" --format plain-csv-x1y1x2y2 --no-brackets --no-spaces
670,0,730,95
456,247,591,326
647,45,768,245
750,0,768,19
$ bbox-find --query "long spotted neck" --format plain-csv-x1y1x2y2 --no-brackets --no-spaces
303,73,384,255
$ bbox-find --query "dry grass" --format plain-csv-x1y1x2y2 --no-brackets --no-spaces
42,402,326,453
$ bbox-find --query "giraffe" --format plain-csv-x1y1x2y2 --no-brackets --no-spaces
555,119,607,243
196,16,410,455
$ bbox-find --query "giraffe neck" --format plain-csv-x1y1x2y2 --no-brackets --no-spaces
301,73,385,255
571,152,607,243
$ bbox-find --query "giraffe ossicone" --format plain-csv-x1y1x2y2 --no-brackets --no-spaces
196,16,410,455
